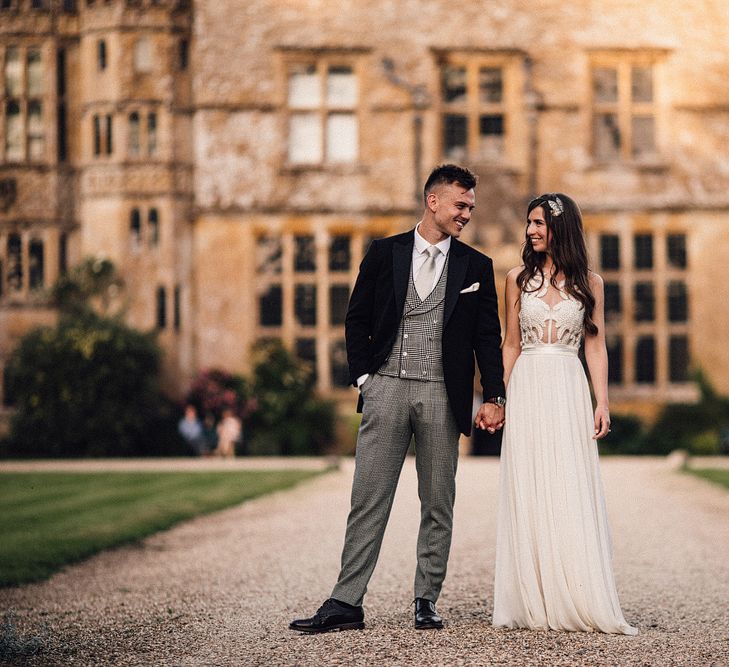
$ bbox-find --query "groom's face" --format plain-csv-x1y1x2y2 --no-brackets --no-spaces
431,183,475,239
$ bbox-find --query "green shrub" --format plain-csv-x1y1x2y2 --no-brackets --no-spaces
3,258,183,458
686,430,721,456
642,372,729,455
246,340,336,455
4,312,181,457
599,413,646,455
589,370,729,456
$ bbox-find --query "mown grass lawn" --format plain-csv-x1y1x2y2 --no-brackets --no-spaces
685,467,729,491
0,469,324,587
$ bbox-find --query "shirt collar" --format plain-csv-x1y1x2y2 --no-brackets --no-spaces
414,223,451,256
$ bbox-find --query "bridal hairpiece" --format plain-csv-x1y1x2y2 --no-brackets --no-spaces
546,196,564,217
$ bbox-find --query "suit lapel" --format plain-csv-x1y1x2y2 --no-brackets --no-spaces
392,232,414,317
444,240,469,326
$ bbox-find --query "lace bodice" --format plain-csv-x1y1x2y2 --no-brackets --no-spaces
519,275,584,349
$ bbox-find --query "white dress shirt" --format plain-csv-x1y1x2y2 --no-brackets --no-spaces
357,225,451,387
412,222,451,292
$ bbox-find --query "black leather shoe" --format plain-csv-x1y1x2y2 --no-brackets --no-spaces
414,598,443,630
289,598,365,634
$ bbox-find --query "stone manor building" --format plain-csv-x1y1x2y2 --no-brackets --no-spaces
2,0,729,426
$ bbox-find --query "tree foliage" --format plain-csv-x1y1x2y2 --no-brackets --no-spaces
246,340,336,455
51,257,123,318
3,259,181,457
641,371,729,455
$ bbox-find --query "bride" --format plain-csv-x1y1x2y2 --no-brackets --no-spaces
490,193,637,635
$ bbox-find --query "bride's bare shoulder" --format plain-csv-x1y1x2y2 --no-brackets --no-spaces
506,266,524,283
588,270,604,290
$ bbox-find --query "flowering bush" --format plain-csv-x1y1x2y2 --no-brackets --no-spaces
185,368,257,422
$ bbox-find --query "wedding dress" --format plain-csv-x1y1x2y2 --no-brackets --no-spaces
493,275,637,635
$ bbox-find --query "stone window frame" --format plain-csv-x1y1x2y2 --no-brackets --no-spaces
129,208,142,248
1,43,48,164
173,284,181,332
587,221,693,401
148,207,160,247
178,38,188,71
128,204,161,251
146,111,157,155
128,111,141,156
156,284,167,329
126,107,158,158
254,224,394,394
279,50,365,169
434,50,526,168
57,47,68,161
588,50,668,166
92,111,113,157
97,38,107,71
133,36,154,74
0,228,63,304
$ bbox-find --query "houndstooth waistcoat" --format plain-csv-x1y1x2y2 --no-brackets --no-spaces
378,253,449,382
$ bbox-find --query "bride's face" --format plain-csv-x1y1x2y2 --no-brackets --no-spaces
526,206,550,253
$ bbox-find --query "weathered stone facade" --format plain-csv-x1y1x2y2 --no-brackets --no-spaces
2,0,729,426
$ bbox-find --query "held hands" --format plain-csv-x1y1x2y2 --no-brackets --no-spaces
474,403,505,434
593,405,611,440
474,403,609,438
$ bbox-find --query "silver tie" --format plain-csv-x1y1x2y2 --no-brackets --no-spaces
415,245,439,300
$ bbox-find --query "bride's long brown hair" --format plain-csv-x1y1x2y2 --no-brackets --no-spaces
517,193,598,336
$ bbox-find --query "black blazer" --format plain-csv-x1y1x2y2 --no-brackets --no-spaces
345,230,505,436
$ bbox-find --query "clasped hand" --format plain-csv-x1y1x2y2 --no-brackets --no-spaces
474,403,505,434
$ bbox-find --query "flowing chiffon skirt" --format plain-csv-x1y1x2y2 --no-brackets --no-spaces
493,345,637,635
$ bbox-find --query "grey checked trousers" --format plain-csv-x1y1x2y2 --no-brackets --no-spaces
331,372,461,606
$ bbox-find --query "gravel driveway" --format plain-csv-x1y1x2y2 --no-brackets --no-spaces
1,457,728,666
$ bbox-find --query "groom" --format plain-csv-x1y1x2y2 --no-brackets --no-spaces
290,164,505,633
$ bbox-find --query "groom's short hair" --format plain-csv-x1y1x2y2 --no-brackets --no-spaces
423,164,478,202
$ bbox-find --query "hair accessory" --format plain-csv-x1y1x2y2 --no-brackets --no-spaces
546,196,564,217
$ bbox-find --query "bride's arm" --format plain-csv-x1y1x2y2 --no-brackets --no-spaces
502,267,522,388
584,272,610,439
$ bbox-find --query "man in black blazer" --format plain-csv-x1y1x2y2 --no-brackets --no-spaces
290,164,505,633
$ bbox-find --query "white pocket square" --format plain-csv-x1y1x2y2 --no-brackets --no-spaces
459,282,480,294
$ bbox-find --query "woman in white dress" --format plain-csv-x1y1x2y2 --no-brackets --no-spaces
492,193,637,635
